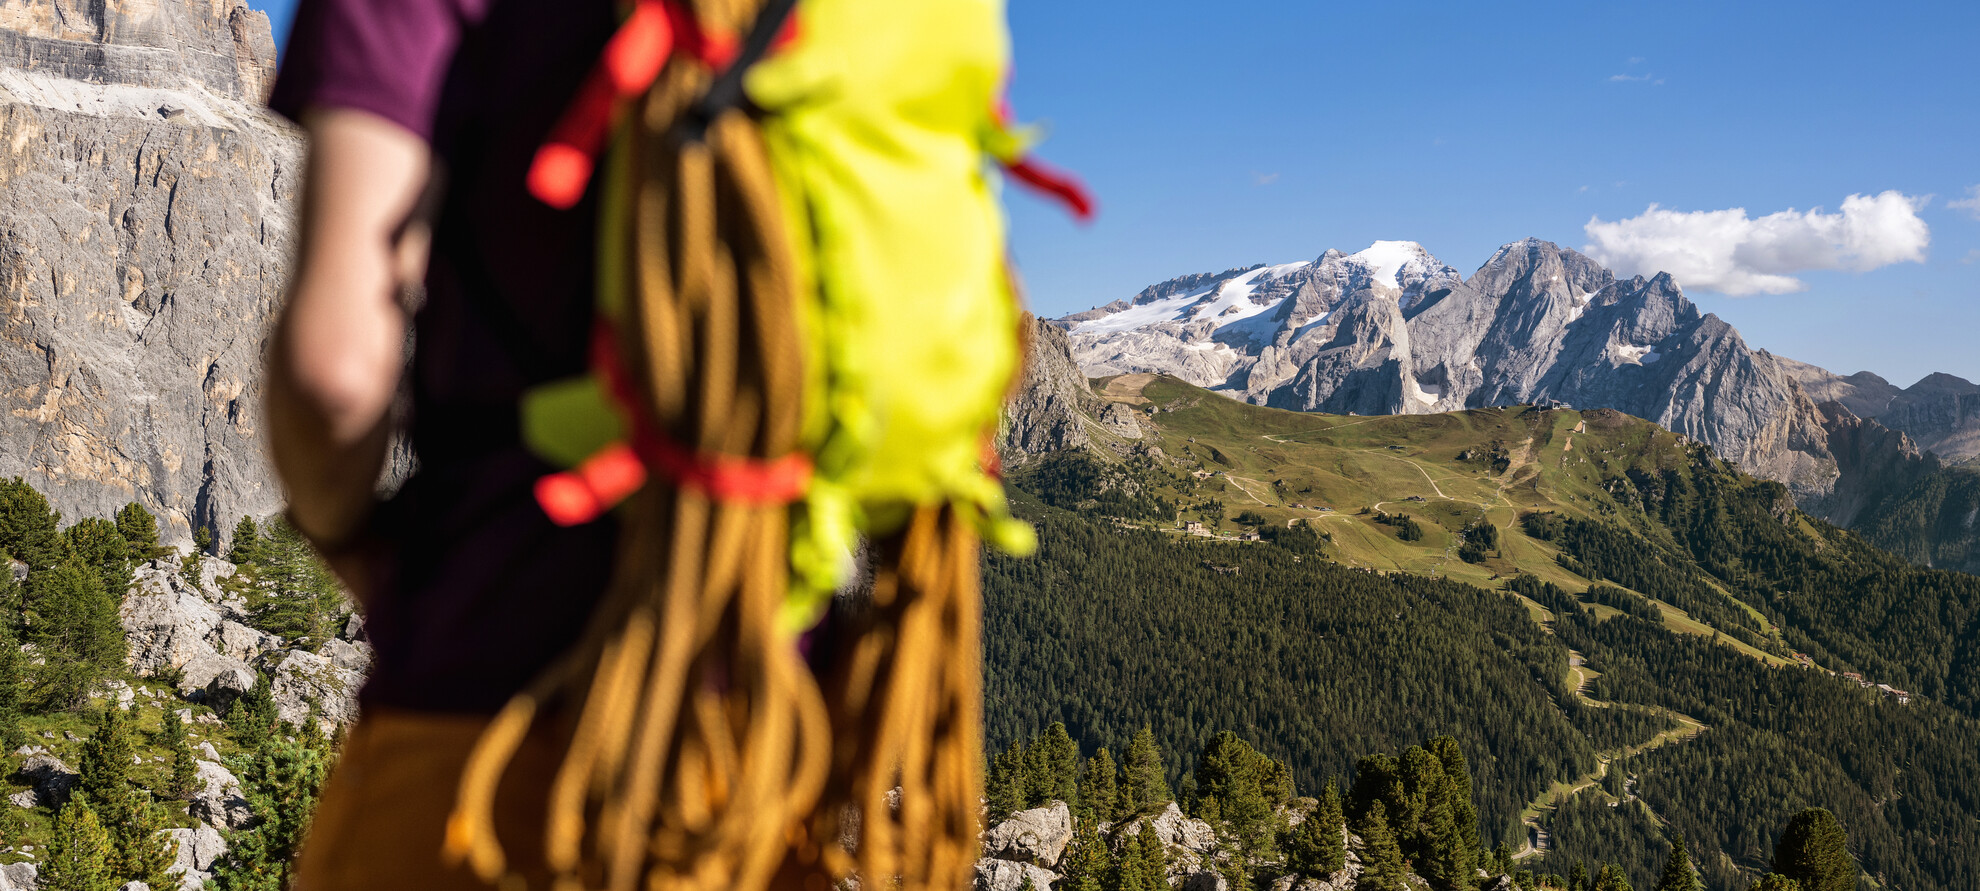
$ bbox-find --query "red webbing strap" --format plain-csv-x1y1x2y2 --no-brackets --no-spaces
1001,156,1095,222
535,323,813,526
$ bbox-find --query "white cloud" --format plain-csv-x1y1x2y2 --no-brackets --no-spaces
1609,73,1652,82
1582,191,1931,295
1951,185,1980,220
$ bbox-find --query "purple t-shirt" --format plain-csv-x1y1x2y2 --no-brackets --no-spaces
270,0,620,712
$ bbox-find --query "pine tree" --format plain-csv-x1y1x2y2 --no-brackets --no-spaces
248,519,345,648
27,558,123,709
62,518,131,601
229,672,281,750
1134,821,1167,891
1747,875,1801,891
115,502,162,562
987,743,1026,820
0,621,24,748
1356,800,1407,891
1570,863,1591,891
1120,725,1172,815
1654,836,1701,891
1193,731,1281,869
1429,735,1482,858
75,705,174,883
1771,808,1854,891
229,515,265,564
161,707,199,800
40,797,112,891
1029,722,1081,808
1287,779,1347,878
1060,820,1111,891
1109,822,1150,891
213,732,332,891
1593,863,1634,891
1080,747,1120,823
0,477,64,570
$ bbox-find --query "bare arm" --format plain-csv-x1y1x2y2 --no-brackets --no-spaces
267,108,433,602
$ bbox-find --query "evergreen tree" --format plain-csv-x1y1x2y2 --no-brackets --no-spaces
1654,837,1701,891
1429,735,1482,856
229,672,281,750
0,477,63,570
1770,808,1854,891
1287,779,1347,878
61,517,131,603
1120,726,1172,814
1134,822,1167,891
229,515,265,564
1356,800,1407,891
27,558,124,709
1027,722,1081,808
1570,863,1590,891
1747,876,1801,891
1593,863,1634,891
1060,820,1111,891
213,732,332,891
0,621,24,748
1080,747,1120,824
183,525,211,583
40,797,111,891
1109,822,1150,891
249,519,345,648
114,502,162,562
987,743,1026,820
1193,731,1283,870
161,707,199,800
75,705,174,883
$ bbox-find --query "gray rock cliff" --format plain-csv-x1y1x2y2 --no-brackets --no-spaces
0,0,298,546
1782,359,1980,466
1061,238,1839,499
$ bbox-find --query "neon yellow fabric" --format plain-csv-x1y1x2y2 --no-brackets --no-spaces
522,0,1037,630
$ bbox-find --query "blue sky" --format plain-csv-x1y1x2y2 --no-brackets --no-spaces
253,0,1979,385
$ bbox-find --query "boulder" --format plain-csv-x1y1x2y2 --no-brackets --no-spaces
972,858,1058,891
177,652,257,709
1124,802,1216,854
0,862,36,891
17,754,79,809
982,800,1074,868
91,679,137,710
188,760,253,830
341,613,366,642
119,883,150,891
211,620,282,661
166,822,227,891
321,637,372,673
264,649,363,730
120,563,226,677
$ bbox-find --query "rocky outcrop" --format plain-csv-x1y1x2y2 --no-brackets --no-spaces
188,758,253,829
982,800,1075,869
265,647,363,730
1120,802,1216,854
14,753,78,809
973,858,1060,891
1003,315,1104,458
0,0,299,547
1783,359,1980,466
0,862,37,891
1061,239,1841,499
166,822,227,891
1806,403,1942,527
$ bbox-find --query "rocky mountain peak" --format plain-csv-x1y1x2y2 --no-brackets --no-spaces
0,0,278,105
1057,237,1843,500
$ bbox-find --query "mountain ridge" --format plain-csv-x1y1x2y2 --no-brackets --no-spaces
1056,239,1840,501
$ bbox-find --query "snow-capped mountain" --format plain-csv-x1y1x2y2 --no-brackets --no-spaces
1057,238,1840,498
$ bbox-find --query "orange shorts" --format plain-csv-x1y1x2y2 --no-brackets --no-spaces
294,708,562,891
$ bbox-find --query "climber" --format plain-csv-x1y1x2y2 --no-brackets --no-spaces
265,0,1087,889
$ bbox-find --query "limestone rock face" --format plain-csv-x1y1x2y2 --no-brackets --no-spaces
972,857,1059,891
0,0,299,547
1806,402,1942,527
1002,315,1102,458
0,862,37,891
982,800,1075,869
1121,802,1217,854
1782,359,1980,466
1060,239,1841,500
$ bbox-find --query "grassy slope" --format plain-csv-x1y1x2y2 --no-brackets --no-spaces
1092,374,1790,665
